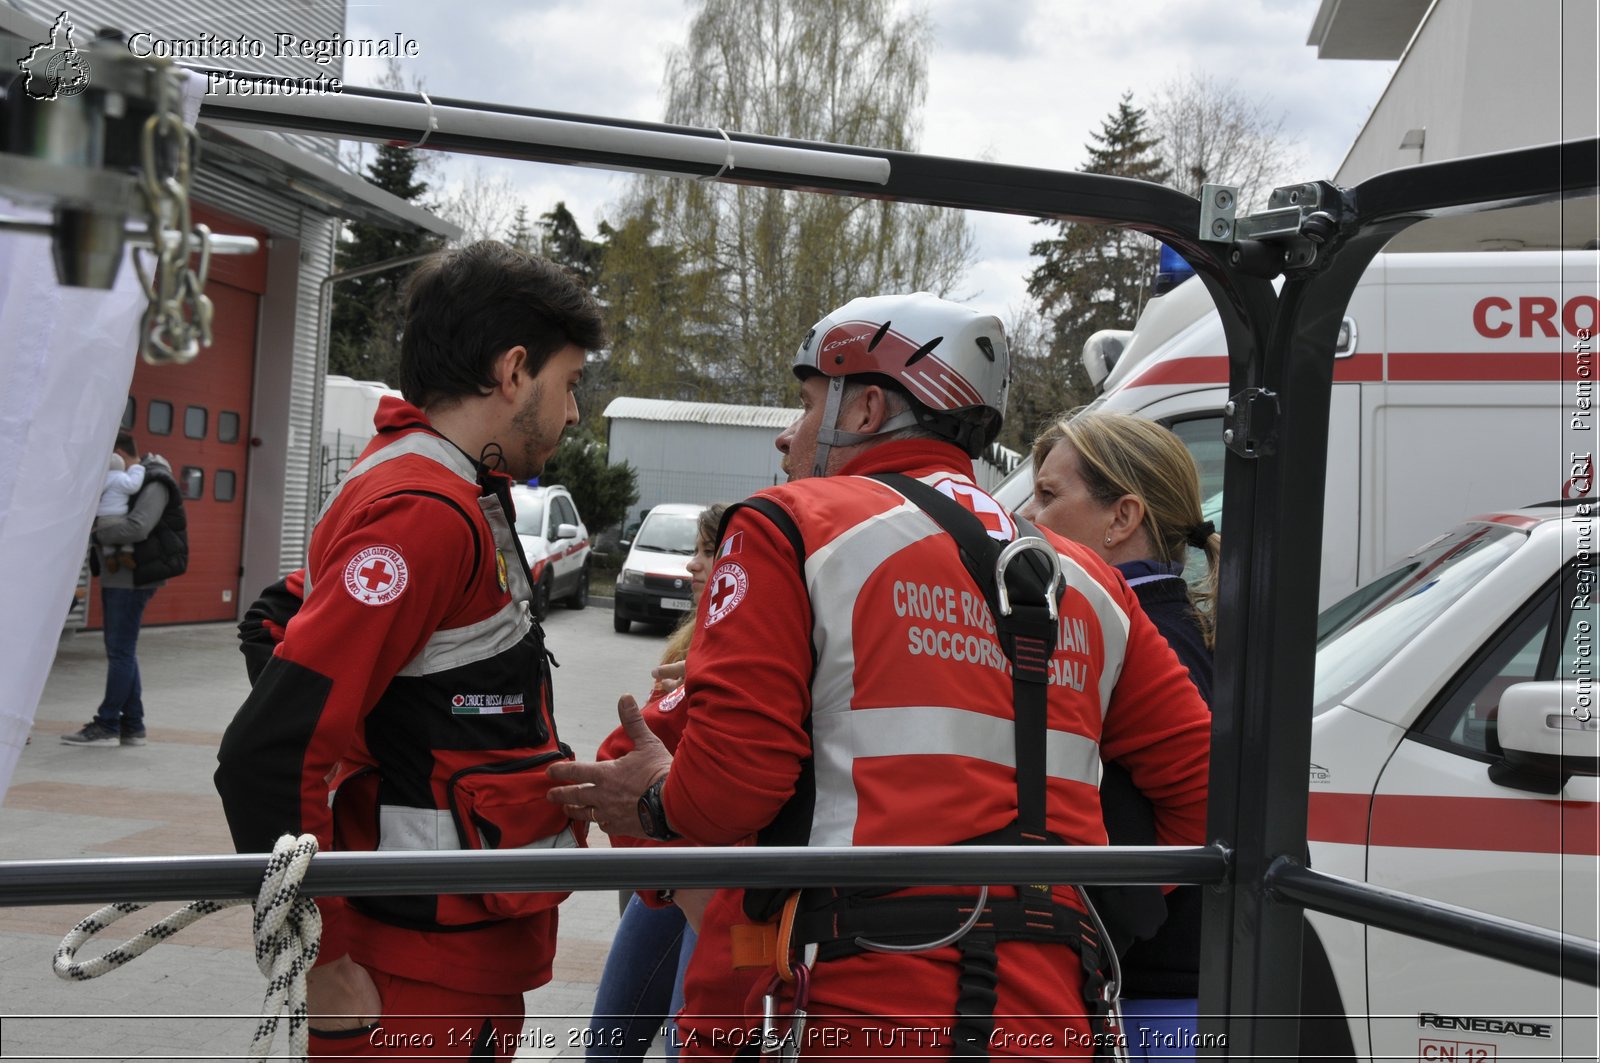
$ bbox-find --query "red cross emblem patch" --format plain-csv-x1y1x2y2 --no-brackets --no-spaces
705,563,749,627
343,546,409,606
931,478,1016,542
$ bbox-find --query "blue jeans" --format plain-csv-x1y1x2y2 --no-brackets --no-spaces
589,894,696,1062
1120,998,1200,1063
95,586,156,729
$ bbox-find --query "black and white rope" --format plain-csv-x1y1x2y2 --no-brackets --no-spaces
54,833,322,1061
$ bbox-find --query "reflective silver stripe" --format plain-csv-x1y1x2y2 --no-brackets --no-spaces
806,498,939,714
800,472,1131,848
377,806,578,852
479,494,533,606
810,706,1102,847
1054,551,1130,713
306,431,479,596
397,598,530,676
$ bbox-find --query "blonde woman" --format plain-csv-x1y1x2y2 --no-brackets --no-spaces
1019,410,1218,1062
589,503,725,1063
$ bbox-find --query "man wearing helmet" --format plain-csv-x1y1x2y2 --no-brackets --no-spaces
551,293,1211,1058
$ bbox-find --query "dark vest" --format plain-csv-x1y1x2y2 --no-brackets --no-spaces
131,465,189,585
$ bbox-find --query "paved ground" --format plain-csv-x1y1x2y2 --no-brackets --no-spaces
0,602,676,1062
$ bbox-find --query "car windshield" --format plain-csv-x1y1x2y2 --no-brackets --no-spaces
636,513,698,555
512,494,545,536
1312,523,1525,712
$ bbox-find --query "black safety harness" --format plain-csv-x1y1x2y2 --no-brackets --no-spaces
720,473,1122,1060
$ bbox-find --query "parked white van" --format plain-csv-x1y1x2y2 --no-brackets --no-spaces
994,249,1598,607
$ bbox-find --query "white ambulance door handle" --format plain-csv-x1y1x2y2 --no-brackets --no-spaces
1334,316,1357,359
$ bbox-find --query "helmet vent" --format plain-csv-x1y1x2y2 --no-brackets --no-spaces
905,336,943,366
867,320,893,352
975,336,996,362
802,327,816,351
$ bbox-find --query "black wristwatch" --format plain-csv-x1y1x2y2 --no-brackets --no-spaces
637,775,679,841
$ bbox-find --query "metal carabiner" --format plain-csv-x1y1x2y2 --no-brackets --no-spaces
995,536,1062,621
853,885,989,954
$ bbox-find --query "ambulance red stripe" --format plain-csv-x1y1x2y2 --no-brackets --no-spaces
1122,351,1574,389
1308,791,1600,856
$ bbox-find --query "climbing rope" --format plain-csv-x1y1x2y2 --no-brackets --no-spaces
54,833,323,1061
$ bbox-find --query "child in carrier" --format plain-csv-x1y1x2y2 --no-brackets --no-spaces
96,452,144,573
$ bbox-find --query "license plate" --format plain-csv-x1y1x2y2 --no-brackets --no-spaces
661,597,692,611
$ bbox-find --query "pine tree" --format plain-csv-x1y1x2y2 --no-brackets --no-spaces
1021,93,1171,430
329,144,438,384
507,205,535,253
538,202,603,291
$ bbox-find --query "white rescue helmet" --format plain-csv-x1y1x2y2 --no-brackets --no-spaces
793,292,1010,461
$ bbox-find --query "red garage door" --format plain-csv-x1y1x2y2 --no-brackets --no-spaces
89,204,267,627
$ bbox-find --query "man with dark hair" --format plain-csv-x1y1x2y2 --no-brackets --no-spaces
216,241,605,1060
64,430,186,747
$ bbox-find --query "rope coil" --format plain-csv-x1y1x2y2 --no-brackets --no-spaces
54,833,322,1061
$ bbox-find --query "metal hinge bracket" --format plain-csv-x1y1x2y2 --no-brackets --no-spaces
1223,388,1279,459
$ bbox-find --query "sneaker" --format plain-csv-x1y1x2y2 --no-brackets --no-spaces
61,721,120,747
120,722,147,747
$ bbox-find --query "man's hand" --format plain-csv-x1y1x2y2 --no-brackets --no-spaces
650,660,686,693
306,954,382,1031
548,694,673,839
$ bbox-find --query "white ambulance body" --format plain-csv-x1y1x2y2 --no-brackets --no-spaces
990,250,1600,1058
1305,503,1597,1062
993,250,1599,609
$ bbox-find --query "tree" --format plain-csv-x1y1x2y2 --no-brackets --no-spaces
606,0,974,407
541,434,639,535
995,306,1094,453
437,163,522,246
507,205,536,253
328,142,438,384
539,202,603,290
1147,73,1302,211
1025,93,1169,407
594,202,719,405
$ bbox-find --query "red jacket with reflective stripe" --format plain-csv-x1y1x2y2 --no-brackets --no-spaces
663,440,1211,1057
216,397,579,995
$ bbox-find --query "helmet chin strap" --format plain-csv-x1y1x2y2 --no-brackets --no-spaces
810,376,921,478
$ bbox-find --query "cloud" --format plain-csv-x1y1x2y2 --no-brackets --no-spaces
335,0,1393,318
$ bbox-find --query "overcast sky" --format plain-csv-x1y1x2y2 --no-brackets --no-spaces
342,0,1396,320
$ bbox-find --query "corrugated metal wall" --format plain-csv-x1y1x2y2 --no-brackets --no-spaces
12,0,348,165
609,421,789,518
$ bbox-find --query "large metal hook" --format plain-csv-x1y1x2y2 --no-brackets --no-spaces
995,536,1062,621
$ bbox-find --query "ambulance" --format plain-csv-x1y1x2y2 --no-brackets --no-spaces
990,249,1600,1058
992,248,1599,608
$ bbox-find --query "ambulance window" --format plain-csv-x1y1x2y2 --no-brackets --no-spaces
1165,416,1225,531
1314,524,1524,713
1420,589,1557,756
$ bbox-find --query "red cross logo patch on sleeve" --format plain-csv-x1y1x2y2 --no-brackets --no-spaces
704,563,749,627
343,546,409,606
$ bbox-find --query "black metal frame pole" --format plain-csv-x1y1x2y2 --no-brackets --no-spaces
1198,137,1600,1059
0,845,1226,907
1267,860,1600,988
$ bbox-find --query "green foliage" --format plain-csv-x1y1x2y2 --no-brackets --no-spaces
604,0,973,407
329,144,440,384
541,434,639,535
539,202,604,290
1023,93,1170,424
